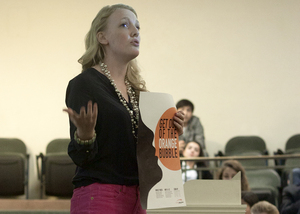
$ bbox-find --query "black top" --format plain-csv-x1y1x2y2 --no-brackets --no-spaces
65,68,139,188
280,184,300,214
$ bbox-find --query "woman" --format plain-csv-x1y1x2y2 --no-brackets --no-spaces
181,141,212,183
217,159,250,191
63,4,184,214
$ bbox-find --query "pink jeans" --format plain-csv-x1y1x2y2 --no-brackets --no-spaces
70,183,147,214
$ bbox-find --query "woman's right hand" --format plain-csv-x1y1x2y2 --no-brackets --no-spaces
63,100,98,140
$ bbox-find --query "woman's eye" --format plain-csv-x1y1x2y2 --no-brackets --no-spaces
121,23,128,28
136,26,140,30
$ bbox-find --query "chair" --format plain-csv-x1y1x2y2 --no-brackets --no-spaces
225,136,267,155
281,134,300,187
36,139,76,198
285,134,300,153
224,136,268,167
0,138,29,198
246,169,281,207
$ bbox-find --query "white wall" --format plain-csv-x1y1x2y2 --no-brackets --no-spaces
1,0,299,199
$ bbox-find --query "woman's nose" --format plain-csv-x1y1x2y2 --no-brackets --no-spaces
131,26,139,37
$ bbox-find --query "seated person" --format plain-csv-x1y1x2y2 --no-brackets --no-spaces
181,141,212,183
216,159,250,191
242,191,259,214
280,168,300,214
176,99,206,156
251,201,279,214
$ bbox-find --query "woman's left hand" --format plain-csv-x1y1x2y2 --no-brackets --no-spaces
173,111,184,136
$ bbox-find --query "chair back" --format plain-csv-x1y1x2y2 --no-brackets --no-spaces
285,134,300,153
246,169,281,207
0,138,27,197
237,151,267,167
225,136,266,155
38,138,75,198
0,138,26,156
224,136,268,167
46,139,70,154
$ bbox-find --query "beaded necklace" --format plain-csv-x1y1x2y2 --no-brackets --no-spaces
100,62,139,139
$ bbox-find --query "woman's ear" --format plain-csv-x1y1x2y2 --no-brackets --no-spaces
97,32,108,45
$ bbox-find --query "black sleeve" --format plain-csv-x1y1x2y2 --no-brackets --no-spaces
65,75,99,167
280,186,300,214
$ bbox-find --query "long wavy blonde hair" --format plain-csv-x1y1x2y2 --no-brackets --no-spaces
78,4,147,96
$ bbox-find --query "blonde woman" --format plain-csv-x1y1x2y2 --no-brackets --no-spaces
63,4,184,214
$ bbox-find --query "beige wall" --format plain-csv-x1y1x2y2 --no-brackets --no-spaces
1,0,299,199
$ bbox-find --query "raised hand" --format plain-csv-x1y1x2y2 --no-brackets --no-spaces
173,111,184,136
63,101,98,140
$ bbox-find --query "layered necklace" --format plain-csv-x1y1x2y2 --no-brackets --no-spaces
100,62,139,139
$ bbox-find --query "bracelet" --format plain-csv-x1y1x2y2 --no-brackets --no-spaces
74,131,96,146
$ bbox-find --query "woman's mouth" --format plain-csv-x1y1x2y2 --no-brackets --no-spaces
131,39,139,47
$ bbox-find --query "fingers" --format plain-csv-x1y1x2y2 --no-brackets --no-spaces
80,106,86,117
63,101,98,128
173,111,185,136
87,101,93,117
92,102,98,121
63,108,72,114
173,120,183,136
176,111,185,121
63,108,76,118
80,101,97,117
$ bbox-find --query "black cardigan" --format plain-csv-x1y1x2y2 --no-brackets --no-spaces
65,68,139,188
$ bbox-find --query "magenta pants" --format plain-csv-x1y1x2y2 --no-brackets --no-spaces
70,183,147,214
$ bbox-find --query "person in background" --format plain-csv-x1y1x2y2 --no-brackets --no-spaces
280,168,300,214
181,141,212,183
217,159,250,191
242,191,259,214
176,99,205,157
251,201,279,214
63,4,184,214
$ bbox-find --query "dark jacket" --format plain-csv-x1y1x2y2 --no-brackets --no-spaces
280,184,300,214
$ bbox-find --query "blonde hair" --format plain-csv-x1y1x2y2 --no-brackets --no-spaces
217,159,250,191
78,4,147,96
251,201,279,214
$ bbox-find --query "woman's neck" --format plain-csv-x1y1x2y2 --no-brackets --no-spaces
92,59,130,101
186,161,195,169
102,58,128,81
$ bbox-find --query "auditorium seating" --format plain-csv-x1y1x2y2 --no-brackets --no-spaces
279,134,300,188
285,134,300,154
217,136,269,167
0,138,29,199
245,169,281,207
0,133,297,211
36,139,76,199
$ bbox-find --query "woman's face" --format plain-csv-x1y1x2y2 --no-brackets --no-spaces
222,166,237,180
183,142,200,158
100,8,140,61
